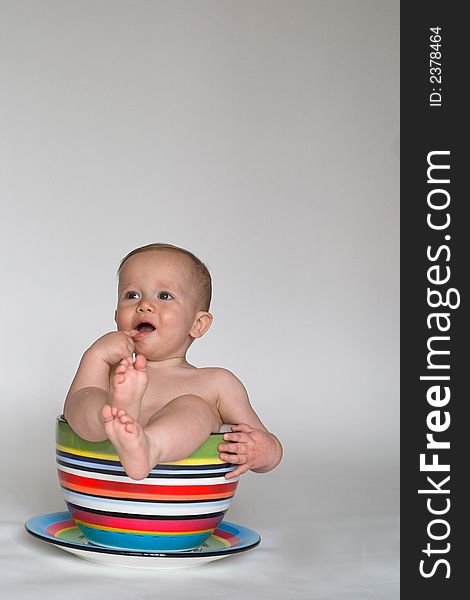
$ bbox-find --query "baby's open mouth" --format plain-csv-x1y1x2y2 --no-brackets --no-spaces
135,322,156,336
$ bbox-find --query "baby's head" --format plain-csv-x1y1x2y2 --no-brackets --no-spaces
118,243,212,312
116,244,213,359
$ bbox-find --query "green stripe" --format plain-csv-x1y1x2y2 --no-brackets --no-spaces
56,418,224,463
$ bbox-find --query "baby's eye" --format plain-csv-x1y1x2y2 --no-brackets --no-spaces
125,291,141,300
158,291,173,301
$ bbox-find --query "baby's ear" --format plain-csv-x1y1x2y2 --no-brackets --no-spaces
190,312,213,339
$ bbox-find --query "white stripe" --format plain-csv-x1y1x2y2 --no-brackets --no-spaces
62,489,234,516
57,456,233,476
57,464,237,486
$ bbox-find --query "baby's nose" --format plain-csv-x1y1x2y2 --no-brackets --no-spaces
137,299,155,312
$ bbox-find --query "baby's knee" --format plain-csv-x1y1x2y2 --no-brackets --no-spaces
174,394,222,430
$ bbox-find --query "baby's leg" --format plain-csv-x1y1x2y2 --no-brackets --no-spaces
102,395,221,480
102,405,151,480
109,354,148,421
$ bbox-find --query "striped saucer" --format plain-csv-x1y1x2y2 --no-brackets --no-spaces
25,512,261,569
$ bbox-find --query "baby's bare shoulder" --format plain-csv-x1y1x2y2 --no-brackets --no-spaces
195,366,240,381
195,367,247,396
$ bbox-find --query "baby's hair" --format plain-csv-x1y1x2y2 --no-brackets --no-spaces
118,243,212,311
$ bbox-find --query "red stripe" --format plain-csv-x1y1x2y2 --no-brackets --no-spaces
213,527,241,545
46,520,76,537
69,507,223,533
58,470,237,500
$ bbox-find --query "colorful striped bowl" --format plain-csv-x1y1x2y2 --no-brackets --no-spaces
56,417,239,551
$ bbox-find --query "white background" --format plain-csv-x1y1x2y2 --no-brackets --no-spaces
0,1,399,598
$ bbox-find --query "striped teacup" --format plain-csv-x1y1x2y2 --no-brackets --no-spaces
56,416,238,551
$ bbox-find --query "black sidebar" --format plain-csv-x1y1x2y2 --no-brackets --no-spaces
401,1,468,598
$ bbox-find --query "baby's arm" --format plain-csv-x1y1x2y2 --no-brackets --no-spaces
64,330,137,441
214,370,283,479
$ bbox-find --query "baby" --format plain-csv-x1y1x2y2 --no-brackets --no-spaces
64,243,282,481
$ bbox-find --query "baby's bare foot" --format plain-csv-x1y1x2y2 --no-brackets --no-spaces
101,405,153,480
110,354,147,421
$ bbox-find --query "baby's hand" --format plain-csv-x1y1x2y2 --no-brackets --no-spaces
87,330,139,366
218,424,278,479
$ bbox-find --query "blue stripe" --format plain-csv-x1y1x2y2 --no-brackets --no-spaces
75,524,213,551
57,455,233,476
56,450,232,473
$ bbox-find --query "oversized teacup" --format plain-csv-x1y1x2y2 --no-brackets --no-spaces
56,416,238,551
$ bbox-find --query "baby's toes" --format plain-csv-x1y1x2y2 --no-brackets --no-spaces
124,421,138,434
117,411,133,425
102,404,114,422
115,363,127,376
114,367,127,382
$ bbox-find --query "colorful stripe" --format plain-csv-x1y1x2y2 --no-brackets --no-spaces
61,489,234,516
69,507,223,535
211,535,232,548
57,444,225,465
56,418,228,465
56,454,233,477
73,525,213,551
57,464,234,485
212,527,241,547
75,520,214,536
58,470,237,501
46,519,77,537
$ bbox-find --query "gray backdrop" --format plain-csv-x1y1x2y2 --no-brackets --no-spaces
0,1,399,598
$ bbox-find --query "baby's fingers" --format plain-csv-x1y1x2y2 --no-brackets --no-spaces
229,423,255,434
225,463,250,479
223,431,252,443
123,329,139,338
218,442,245,454
122,330,138,351
220,451,247,465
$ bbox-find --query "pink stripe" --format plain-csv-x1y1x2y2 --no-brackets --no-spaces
46,520,76,537
69,507,222,533
213,527,241,545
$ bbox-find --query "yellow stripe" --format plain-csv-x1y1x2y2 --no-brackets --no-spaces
55,526,76,537
160,458,225,466
56,444,118,460
211,535,231,548
56,444,224,465
75,520,212,537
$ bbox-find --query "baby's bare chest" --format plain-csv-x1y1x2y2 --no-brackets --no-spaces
139,370,218,422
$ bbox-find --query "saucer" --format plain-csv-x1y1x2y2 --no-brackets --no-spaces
25,512,261,569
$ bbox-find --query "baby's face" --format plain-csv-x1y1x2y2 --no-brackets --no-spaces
116,251,202,360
